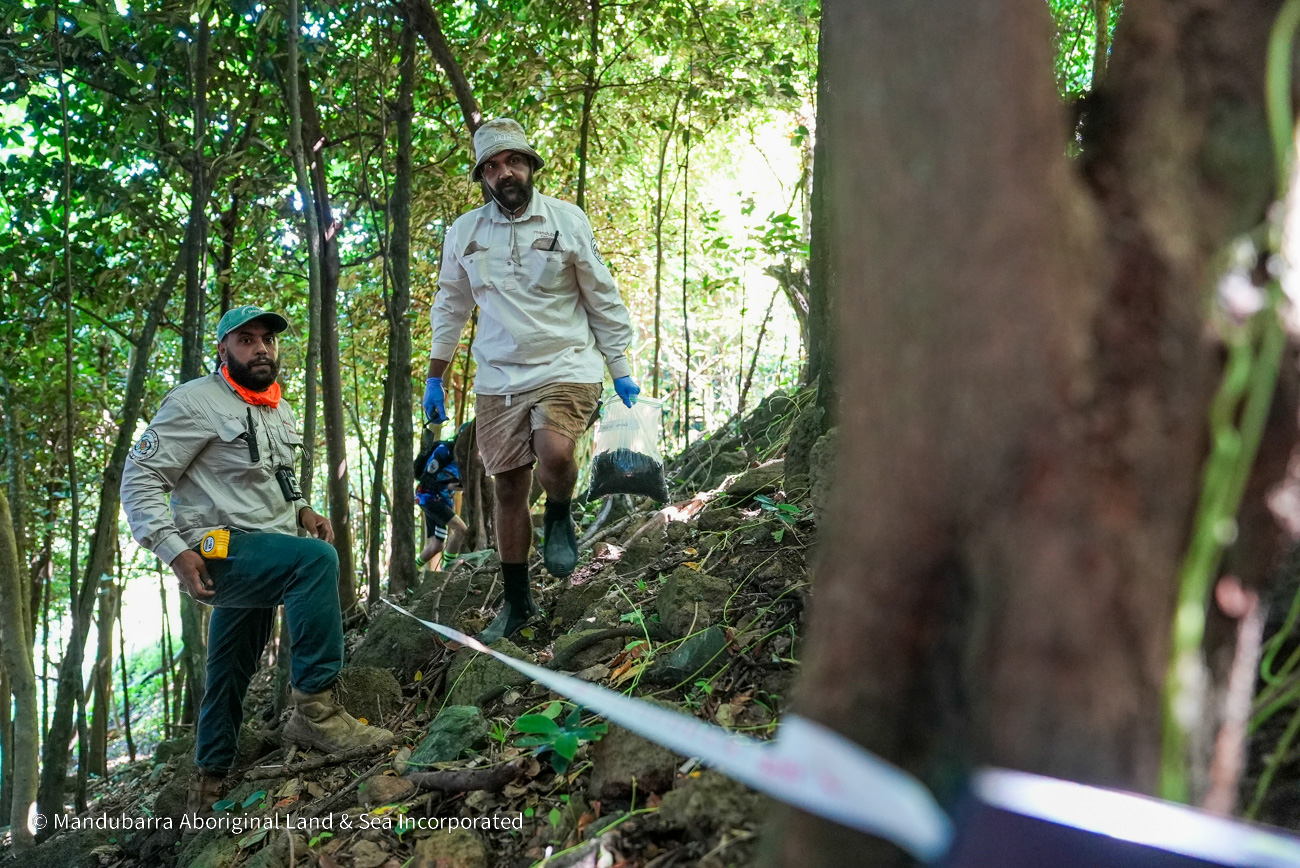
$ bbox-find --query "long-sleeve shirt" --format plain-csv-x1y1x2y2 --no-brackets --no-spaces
429,192,635,395
120,372,303,565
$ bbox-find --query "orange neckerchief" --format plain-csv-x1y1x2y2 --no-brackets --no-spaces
221,364,281,408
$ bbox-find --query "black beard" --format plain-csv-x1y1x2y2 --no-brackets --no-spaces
489,174,533,212
226,354,279,391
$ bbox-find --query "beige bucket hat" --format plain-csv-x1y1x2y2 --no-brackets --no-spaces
471,118,544,181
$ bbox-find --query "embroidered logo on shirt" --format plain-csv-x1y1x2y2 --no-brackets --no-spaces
591,236,604,265
130,428,160,461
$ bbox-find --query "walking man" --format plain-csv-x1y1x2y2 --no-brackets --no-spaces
121,305,392,814
424,118,640,643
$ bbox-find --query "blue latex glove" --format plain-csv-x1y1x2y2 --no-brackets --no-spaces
613,376,641,408
423,377,447,422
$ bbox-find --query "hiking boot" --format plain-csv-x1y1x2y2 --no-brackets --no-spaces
283,688,394,754
185,770,226,819
542,502,578,577
476,595,539,645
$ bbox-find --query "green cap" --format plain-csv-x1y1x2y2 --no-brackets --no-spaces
216,305,290,342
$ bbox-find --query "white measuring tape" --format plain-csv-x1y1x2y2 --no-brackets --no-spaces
384,601,953,862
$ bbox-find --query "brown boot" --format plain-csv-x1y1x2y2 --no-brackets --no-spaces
185,771,226,819
283,687,394,754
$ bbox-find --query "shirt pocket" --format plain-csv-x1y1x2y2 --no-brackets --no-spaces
528,236,568,290
215,415,269,483
461,242,491,292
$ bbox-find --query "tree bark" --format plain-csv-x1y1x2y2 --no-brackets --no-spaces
299,73,357,611
387,22,418,596
399,0,482,133
769,0,1285,864
87,575,121,776
0,489,37,851
576,0,600,211
284,0,323,508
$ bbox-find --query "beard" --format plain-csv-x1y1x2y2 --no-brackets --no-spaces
225,354,280,391
488,173,534,212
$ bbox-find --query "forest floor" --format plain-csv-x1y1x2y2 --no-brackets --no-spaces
11,387,826,868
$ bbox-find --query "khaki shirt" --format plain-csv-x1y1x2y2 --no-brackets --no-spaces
120,371,303,565
429,192,635,395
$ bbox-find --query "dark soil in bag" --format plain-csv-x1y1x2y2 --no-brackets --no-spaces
588,447,670,502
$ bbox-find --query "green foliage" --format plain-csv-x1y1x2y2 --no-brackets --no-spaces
514,702,608,774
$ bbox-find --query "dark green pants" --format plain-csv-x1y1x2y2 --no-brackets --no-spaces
194,532,341,773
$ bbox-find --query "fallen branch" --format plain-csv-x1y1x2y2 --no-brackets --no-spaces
547,624,673,672
245,738,398,780
403,759,523,793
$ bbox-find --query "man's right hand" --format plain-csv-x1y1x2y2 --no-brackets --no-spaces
423,377,447,423
171,550,215,600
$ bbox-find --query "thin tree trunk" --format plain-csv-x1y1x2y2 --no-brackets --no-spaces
299,78,356,611
651,98,679,398
737,286,780,416
1093,0,1111,84
283,0,323,509
117,583,135,763
216,187,240,316
87,576,121,776
0,489,37,851
575,0,600,211
387,22,418,596
158,569,171,739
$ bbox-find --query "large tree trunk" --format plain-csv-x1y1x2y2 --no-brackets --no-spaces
387,22,418,596
0,489,37,851
770,0,1285,864
575,0,600,211
299,73,357,611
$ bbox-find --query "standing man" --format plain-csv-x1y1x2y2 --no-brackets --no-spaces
425,118,640,644
121,305,392,814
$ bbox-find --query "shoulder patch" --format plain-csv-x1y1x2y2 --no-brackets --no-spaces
591,236,604,265
130,428,160,462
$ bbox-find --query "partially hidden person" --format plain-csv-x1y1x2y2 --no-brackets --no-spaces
120,305,393,817
416,421,469,569
423,118,640,643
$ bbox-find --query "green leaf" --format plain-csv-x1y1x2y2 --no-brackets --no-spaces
548,807,562,827
515,714,560,735
212,799,236,812
238,827,270,849
241,790,267,809
541,700,563,720
552,732,580,761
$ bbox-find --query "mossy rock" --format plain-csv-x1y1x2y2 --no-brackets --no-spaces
588,698,685,800
334,666,403,725
553,574,615,627
408,705,490,767
445,640,532,707
656,566,732,636
14,829,115,868
411,827,487,868
553,629,624,671
659,770,766,837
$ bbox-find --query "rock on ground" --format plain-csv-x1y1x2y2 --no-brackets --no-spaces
588,699,686,800
723,458,784,499
645,626,728,685
656,566,732,636
408,705,490,767
445,640,532,707
659,770,767,838
410,827,488,868
334,666,403,724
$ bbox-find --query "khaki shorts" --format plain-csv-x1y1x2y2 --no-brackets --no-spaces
475,383,602,475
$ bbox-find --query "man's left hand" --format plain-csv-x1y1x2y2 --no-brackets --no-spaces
299,507,335,543
613,376,641,408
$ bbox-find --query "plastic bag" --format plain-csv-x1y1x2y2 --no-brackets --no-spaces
587,395,670,502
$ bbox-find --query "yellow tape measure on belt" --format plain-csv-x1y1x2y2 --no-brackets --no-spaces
199,528,230,559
